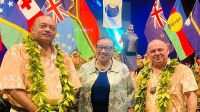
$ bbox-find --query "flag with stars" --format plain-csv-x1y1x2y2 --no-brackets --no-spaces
183,0,200,58
0,0,95,64
144,0,174,53
0,0,27,29
0,0,28,48
55,16,77,54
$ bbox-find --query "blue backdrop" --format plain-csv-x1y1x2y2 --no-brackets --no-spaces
85,0,195,56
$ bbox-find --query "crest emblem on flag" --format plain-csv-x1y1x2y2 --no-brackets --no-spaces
105,4,119,17
103,0,122,28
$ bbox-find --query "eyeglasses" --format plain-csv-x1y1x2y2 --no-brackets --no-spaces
96,45,113,51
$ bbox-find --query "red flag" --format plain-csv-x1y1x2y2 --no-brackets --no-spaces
164,0,194,61
78,0,99,46
0,33,2,51
17,0,44,31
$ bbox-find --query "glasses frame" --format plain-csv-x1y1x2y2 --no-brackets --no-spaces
96,45,113,51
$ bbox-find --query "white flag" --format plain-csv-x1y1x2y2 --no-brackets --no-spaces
103,0,122,28
17,0,41,20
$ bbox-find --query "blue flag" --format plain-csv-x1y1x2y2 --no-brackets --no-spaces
144,0,174,53
54,16,77,54
183,0,200,58
0,0,27,29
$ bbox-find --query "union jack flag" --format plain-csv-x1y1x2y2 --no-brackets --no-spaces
144,0,174,53
45,0,68,23
150,0,167,29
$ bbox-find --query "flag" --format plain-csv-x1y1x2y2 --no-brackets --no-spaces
0,0,28,48
44,0,94,59
61,0,73,11
78,0,99,46
16,0,44,31
144,0,174,53
0,31,7,65
0,0,28,65
42,0,95,59
0,33,2,51
0,18,28,48
55,16,77,54
183,0,200,58
44,0,68,23
61,0,77,16
164,0,194,61
0,0,27,29
103,0,122,28
71,17,94,60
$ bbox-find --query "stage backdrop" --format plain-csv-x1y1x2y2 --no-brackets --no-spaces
0,0,196,65
86,0,196,56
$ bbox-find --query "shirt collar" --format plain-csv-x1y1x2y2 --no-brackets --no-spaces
37,44,57,61
88,58,121,75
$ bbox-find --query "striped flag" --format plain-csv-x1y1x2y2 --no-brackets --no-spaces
79,0,99,46
164,0,194,61
183,0,200,58
71,17,94,59
144,0,174,53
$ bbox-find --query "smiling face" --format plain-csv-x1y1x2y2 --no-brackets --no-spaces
147,39,169,68
95,38,114,63
31,16,57,45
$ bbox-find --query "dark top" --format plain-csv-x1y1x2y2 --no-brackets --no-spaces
91,71,110,112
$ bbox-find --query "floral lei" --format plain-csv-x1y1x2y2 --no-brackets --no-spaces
23,36,76,112
135,59,178,112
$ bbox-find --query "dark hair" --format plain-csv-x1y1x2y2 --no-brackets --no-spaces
98,37,115,46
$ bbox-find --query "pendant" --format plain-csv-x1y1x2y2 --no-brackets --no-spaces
150,87,156,94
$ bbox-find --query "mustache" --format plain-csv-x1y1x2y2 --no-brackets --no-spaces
42,33,54,38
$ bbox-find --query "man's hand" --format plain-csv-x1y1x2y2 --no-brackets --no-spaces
185,91,197,112
5,89,37,112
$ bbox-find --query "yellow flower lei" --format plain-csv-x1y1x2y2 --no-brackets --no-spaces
23,36,76,112
135,59,178,112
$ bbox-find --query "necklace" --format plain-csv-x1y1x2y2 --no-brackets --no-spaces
95,60,111,72
23,36,76,111
149,70,161,94
134,59,178,112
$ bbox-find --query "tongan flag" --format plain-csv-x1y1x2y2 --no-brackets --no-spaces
183,0,200,58
103,0,122,28
16,0,44,31
164,0,194,61
144,0,174,53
